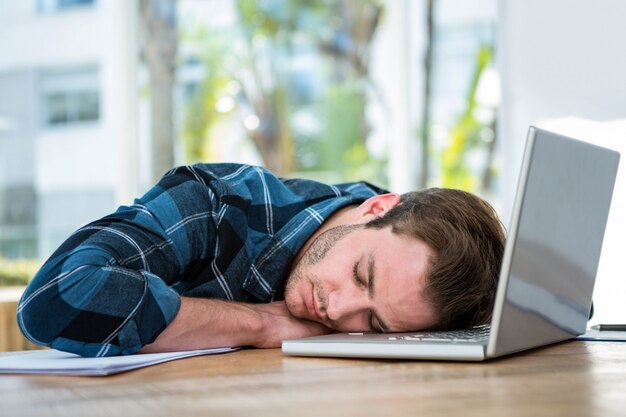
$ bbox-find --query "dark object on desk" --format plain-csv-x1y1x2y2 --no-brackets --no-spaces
591,324,626,331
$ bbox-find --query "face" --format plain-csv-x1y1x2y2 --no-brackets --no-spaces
284,224,437,333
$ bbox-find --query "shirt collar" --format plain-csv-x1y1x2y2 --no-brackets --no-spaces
241,195,367,302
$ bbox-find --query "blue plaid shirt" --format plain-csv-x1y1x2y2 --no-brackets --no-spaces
17,163,385,357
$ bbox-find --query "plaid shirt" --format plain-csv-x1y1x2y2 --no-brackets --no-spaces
17,163,385,357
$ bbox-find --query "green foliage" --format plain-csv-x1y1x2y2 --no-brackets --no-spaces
181,0,387,185
0,258,40,287
319,85,365,171
317,83,385,182
439,45,495,192
182,27,233,163
237,0,337,39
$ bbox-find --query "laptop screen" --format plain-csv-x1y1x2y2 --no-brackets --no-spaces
487,127,620,357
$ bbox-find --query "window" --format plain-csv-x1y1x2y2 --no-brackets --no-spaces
0,186,38,259
40,68,100,127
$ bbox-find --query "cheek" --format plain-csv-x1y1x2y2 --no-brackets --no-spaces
284,265,306,300
284,269,308,317
332,315,370,332
312,253,343,281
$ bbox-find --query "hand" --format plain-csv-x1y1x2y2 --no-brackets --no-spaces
140,297,332,353
251,301,333,348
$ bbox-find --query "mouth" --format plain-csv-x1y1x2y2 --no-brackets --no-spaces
307,285,323,322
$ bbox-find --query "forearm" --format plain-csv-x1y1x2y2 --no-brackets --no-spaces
139,297,332,353
139,297,263,352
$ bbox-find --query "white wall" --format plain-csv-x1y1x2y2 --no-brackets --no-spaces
0,3,105,69
499,0,626,214
499,0,626,324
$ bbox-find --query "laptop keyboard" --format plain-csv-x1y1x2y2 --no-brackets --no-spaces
387,324,491,343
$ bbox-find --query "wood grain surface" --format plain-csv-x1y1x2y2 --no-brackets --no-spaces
1,341,625,417
0,287,39,352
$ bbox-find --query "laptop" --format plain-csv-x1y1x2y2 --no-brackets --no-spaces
282,126,620,361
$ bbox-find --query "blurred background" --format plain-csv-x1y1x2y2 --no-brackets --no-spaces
0,0,625,349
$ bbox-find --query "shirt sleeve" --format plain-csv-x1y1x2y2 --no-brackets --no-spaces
17,165,219,357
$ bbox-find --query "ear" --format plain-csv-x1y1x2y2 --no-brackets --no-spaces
353,193,401,224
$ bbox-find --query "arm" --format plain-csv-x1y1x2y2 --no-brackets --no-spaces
18,166,220,357
18,164,329,357
140,297,331,353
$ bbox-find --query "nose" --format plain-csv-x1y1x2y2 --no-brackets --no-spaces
325,288,370,324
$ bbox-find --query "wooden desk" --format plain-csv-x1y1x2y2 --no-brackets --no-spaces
1,341,625,417
0,287,32,352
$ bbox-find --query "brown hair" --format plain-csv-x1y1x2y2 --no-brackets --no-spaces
365,188,506,330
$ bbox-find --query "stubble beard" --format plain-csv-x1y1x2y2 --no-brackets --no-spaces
284,224,362,318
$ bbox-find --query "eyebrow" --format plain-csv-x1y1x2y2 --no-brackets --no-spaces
367,255,390,333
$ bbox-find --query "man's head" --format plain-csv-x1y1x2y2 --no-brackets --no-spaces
284,188,505,332
365,188,506,330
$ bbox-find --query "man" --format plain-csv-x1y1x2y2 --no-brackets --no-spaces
17,163,505,357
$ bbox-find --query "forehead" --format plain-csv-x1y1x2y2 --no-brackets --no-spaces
359,227,436,331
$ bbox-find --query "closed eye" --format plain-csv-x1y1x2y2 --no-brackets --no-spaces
368,311,377,332
354,261,378,332
370,312,386,333
353,261,366,288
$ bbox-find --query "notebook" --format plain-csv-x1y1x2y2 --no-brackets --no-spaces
282,126,620,361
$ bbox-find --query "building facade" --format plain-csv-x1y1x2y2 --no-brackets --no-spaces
0,0,139,259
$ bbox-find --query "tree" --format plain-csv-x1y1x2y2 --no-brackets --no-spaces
138,0,178,183
420,0,435,188
183,0,385,180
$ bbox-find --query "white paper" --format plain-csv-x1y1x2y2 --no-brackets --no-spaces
0,347,237,376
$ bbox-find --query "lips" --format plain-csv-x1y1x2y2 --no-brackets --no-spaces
307,285,322,322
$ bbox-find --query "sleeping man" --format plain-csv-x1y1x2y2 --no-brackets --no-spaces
18,163,505,357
